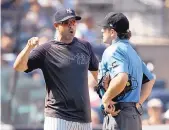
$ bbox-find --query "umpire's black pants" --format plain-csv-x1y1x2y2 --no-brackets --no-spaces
103,102,142,130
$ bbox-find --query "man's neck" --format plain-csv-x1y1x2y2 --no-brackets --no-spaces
111,37,129,45
56,35,73,44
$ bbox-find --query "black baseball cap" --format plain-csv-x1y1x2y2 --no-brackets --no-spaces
99,12,129,33
54,8,81,23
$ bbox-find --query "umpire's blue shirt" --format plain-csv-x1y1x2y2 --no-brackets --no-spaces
99,38,154,102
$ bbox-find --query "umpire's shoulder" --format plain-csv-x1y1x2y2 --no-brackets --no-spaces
117,41,128,51
104,43,128,58
104,44,118,56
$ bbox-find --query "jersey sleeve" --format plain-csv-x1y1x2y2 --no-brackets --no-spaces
108,48,129,78
142,62,154,84
25,43,51,73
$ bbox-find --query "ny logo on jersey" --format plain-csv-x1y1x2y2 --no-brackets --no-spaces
66,8,72,14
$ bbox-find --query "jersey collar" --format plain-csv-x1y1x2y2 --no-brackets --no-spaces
112,37,129,45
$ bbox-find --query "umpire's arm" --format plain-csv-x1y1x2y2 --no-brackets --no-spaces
102,73,128,104
136,62,156,108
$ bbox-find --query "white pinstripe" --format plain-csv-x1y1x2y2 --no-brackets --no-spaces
44,116,92,130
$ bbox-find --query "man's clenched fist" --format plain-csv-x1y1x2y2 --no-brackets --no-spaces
27,37,39,49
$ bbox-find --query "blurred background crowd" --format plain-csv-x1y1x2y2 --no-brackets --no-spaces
1,0,169,130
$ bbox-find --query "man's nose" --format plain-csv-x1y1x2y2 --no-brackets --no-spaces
68,23,73,28
68,23,75,28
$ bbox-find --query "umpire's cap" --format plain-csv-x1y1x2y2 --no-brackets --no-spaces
99,12,129,33
54,8,81,23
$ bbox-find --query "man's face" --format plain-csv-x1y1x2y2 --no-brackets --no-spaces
101,27,113,44
57,18,77,41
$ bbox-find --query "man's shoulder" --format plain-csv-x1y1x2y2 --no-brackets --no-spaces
74,37,93,51
43,40,56,47
75,37,90,45
33,40,54,52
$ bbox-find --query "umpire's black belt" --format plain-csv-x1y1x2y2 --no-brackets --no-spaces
115,102,136,111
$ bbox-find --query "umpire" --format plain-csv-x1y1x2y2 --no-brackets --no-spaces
98,12,156,130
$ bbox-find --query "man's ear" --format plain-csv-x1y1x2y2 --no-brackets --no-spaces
54,23,58,28
110,29,116,37
110,29,114,36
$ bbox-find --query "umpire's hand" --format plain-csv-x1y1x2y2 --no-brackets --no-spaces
27,37,39,49
103,101,121,116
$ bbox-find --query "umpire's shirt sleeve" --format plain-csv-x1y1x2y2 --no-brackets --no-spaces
86,42,99,71
108,48,129,79
142,62,154,84
25,43,50,73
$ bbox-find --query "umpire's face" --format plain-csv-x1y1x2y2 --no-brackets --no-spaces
101,27,116,44
54,18,77,41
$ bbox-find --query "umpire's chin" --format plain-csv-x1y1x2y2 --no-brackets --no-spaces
102,36,112,45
